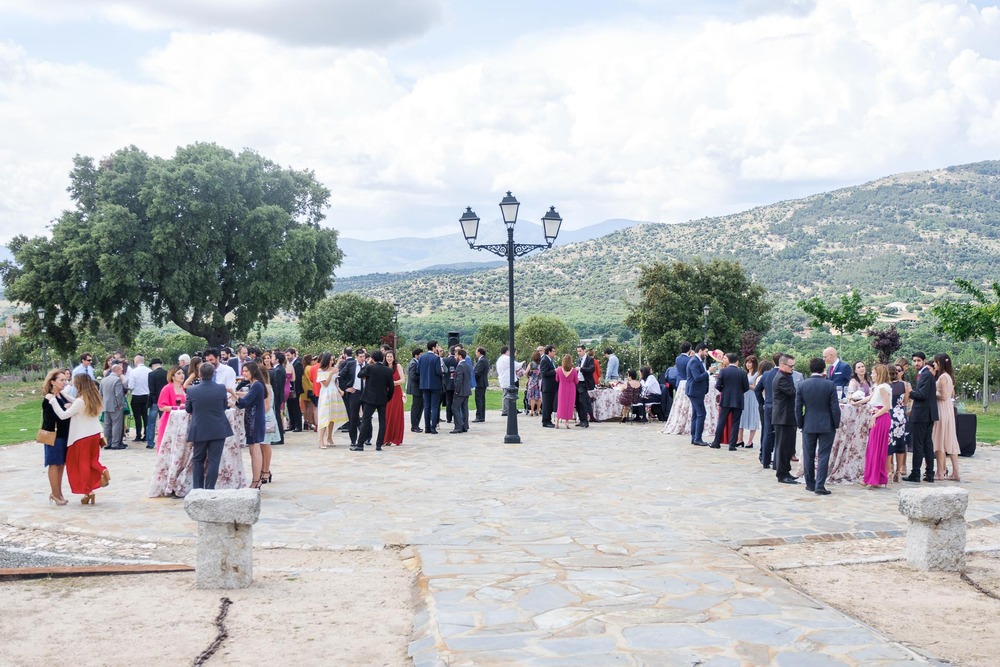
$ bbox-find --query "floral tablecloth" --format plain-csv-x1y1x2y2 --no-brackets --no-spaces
661,385,720,439
148,408,247,498
795,403,871,484
588,387,623,422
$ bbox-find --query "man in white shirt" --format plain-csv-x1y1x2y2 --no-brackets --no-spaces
204,348,237,391
126,354,152,442
495,346,523,417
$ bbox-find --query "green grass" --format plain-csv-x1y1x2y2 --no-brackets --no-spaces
1,400,42,445
972,412,1000,445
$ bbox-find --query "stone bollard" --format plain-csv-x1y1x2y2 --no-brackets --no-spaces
184,488,261,589
897,487,968,572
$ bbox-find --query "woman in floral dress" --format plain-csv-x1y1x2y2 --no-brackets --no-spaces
887,364,910,483
526,350,542,416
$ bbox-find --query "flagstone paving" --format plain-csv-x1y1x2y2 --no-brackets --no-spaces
2,414,997,665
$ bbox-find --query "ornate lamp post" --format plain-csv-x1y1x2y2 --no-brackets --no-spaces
460,192,562,443
702,304,710,346
37,306,48,369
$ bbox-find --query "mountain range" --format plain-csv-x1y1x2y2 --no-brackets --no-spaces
335,218,643,276
334,160,1000,338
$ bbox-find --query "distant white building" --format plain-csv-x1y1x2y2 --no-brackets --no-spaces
0,315,21,341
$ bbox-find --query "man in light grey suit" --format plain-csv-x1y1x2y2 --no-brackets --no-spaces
100,364,126,450
795,357,841,495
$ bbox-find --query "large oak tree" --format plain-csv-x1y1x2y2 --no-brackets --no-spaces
1,143,342,350
626,258,771,369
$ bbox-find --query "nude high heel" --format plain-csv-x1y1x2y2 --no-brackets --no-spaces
49,494,68,506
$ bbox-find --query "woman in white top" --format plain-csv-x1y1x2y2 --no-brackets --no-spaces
851,363,892,489
639,367,662,422
46,374,109,504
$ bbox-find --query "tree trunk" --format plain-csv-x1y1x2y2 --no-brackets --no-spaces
985,339,990,413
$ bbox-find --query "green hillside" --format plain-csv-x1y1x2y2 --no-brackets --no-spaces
336,160,1000,339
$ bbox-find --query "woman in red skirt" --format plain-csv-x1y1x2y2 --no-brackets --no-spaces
47,374,109,504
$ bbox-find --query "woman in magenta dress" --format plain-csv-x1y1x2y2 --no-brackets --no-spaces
853,363,892,488
384,350,406,446
156,366,187,452
554,354,579,429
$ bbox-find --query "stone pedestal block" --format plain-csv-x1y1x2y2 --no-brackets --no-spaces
185,488,261,589
897,487,968,572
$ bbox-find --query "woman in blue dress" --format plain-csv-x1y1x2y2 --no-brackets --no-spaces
232,361,267,489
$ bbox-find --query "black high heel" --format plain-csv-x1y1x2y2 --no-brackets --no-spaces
262,470,272,484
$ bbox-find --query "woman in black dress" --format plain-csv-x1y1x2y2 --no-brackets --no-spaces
41,368,72,505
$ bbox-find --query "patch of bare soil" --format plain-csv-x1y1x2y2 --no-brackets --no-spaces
745,526,1000,666
0,548,415,667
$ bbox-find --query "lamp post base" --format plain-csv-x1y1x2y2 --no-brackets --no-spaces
503,386,521,444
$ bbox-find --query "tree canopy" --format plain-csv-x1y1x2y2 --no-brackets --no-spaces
798,289,877,337
625,258,771,369
514,315,579,360
298,293,395,348
1,143,342,350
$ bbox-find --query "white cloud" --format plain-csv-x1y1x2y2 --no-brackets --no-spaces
0,0,445,47
1,0,999,243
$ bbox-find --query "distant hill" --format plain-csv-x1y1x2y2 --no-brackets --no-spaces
336,161,1000,338
335,218,643,276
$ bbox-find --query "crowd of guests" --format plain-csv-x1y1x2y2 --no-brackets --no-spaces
35,333,967,505
665,341,964,494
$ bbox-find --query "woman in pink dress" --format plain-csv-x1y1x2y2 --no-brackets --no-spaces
932,353,961,481
554,354,579,429
853,363,892,488
156,366,187,452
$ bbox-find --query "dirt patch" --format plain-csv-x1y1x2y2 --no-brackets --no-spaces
0,547,416,667
745,526,1000,666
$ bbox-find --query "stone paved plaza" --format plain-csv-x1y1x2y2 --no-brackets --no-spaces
2,414,998,665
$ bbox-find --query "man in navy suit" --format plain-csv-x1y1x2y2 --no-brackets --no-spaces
711,353,750,450
822,347,852,391
674,342,692,391
539,345,558,428
418,341,443,434
687,343,710,446
755,353,780,469
795,357,841,494
904,351,939,483
185,362,234,489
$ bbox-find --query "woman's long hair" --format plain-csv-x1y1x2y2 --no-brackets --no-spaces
745,355,759,375
74,375,102,417
871,363,890,386
933,353,954,379
188,356,202,381
318,352,333,370
561,354,574,373
851,361,871,386
245,361,267,385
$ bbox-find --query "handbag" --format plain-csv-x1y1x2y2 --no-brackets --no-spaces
37,429,57,446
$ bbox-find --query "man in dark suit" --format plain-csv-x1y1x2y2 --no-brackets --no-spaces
539,345,557,428
687,344,710,446
442,347,459,424
904,351,939,483
473,347,489,422
418,341,443,433
755,353,780,468
356,350,394,451
822,347,852,391
575,345,595,428
185,362,234,489
795,357,841,494
675,341,692,386
711,353,750,450
337,348,362,445
407,348,424,432
451,349,472,433
772,354,799,484
287,347,304,432
269,351,287,444
145,358,168,450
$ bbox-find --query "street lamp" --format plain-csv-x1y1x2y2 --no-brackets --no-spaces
702,304,710,346
37,306,48,370
460,192,562,444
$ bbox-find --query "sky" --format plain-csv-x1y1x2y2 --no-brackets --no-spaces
1,0,999,244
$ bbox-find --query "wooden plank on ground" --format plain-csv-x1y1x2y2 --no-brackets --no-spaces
0,563,194,581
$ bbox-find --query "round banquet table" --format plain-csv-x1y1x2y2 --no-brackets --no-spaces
795,402,872,484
